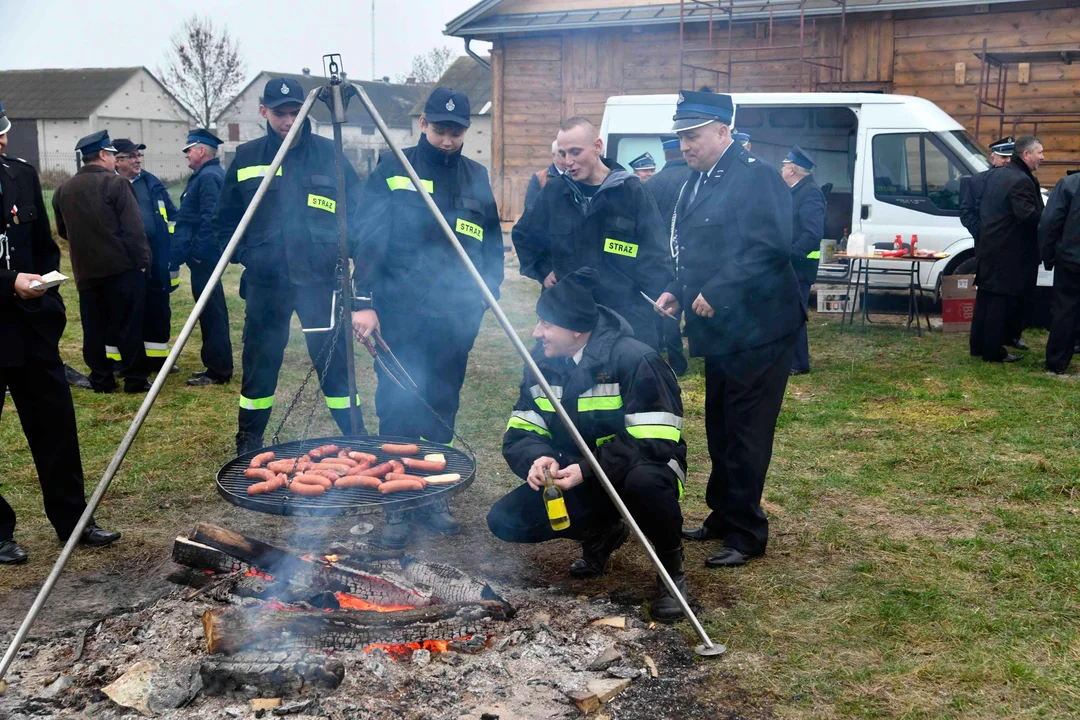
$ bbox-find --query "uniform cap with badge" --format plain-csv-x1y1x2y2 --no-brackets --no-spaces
989,136,1015,157
732,131,751,147
629,152,656,171
662,138,681,150
262,77,305,108
183,128,224,151
0,97,10,136
423,87,471,128
783,145,816,171
112,139,146,155
75,130,117,157
672,90,735,132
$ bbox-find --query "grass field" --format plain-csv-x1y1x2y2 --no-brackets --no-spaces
1,251,1078,719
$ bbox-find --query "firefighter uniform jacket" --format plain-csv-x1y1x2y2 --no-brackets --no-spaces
1040,171,1080,269
131,170,177,291
353,134,503,317
0,154,66,367
976,154,1044,297
959,167,998,246
172,157,224,268
503,307,687,493
214,118,362,286
789,175,825,284
643,158,692,226
667,143,803,360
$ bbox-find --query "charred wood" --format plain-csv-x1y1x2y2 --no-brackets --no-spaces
199,651,344,698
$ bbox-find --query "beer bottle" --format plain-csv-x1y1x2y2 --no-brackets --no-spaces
543,468,570,531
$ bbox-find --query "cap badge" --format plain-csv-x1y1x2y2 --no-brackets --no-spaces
446,98,456,112
280,83,290,95
677,92,685,105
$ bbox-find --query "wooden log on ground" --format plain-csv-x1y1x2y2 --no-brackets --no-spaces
173,536,250,575
400,557,508,607
199,651,344,698
203,601,509,655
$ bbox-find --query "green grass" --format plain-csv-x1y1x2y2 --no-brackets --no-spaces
2,252,1079,719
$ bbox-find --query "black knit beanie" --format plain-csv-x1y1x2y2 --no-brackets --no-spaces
536,267,600,332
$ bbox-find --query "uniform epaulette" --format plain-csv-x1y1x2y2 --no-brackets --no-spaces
0,153,31,166
739,153,760,167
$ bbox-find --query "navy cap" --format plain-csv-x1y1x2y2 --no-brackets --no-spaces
733,131,751,146
629,152,656,171
183,128,224,151
423,87,471,128
661,138,681,150
112,138,146,154
672,90,734,132
0,97,9,136
784,145,815,171
75,130,117,156
262,77,304,109
990,136,1015,156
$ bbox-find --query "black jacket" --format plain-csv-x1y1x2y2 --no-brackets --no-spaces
977,155,1044,296
353,134,503,317
790,175,826,283
173,157,225,267
215,118,362,286
959,167,997,245
129,170,177,290
515,159,672,314
524,163,559,211
0,154,67,367
643,158,692,226
668,143,803,359
513,163,561,282
503,307,687,491
1038,171,1080,270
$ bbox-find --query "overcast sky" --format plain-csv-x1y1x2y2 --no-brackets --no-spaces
3,0,488,84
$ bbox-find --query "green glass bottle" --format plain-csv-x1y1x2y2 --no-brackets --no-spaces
543,468,570,531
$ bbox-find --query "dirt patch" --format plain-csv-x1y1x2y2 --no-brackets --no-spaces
817,493,982,542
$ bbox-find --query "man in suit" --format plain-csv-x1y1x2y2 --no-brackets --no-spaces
656,91,803,568
781,146,826,375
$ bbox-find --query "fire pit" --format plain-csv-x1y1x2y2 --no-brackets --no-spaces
217,435,476,517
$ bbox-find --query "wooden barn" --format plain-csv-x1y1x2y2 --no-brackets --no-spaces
444,0,1080,223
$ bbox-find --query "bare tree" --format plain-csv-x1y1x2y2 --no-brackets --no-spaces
396,47,456,85
159,15,246,128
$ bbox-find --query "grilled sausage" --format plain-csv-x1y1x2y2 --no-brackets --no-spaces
316,462,352,474
384,473,427,488
335,475,383,489
289,481,326,496
402,457,447,472
247,473,288,494
245,467,278,482
323,455,358,468
381,443,419,456
378,478,425,494
356,461,395,478
348,451,378,464
293,474,333,489
390,460,405,475
308,444,341,459
343,462,373,477
307,467,344,481
267,458,310,474
423,473,462,485
249,451,275,468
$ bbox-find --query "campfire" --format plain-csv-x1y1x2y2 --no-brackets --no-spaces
172,523,513,660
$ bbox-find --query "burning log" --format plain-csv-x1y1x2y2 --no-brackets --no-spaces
199,651,344,698
202,601,508,655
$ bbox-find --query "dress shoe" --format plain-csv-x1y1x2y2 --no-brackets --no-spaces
1002,353,1024,364
569,520,630,578
64,364,92,389
416,498,461,535
652,546,690,622
1008,338,1030,351
235,433,265,456
705,547,753,568
681,525,721,542
92,382,118,394
375,510,412,549
191,370,208,380
789,368,809,376
124,380,152,393
80,525,121,548
0,539,28,564
186,374,229,387
169,365,180,375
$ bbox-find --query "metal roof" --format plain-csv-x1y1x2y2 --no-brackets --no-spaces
408,55,493,116
0,67,142,119
446,0,1028,37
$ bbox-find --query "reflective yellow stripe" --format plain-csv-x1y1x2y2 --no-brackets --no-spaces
595,434,616,447
806,251,821,259
170,273,180,288
307,194,336,213
578,396,624,412
105,352,121,361
678,478,684,501
535,397,555,412
157,201,173,233
626,425,682,441
144,342,170,358
507,416,552,438
236,165,282,182
387,176,433,193
239,395,274,410
104,344,121,361
325,394,361,409
603,238,638,258
455,218,483,241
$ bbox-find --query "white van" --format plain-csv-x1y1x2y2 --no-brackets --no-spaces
599,93,1052,301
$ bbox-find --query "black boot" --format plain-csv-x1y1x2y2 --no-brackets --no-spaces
236,432,265,456
652,546,690,622
569,520,630,578
375,510,412,549
416,498,461,536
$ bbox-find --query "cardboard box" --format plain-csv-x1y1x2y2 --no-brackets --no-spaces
941,274,976,332
816,283,860,314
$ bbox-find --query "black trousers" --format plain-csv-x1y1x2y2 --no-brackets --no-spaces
792,278,813,373
79,269,148,390
1046,262,1080,372
142,282,171,372
0,345,89,541
190,261,234,380
487,463,683,552
613,302,659,352
969,288,1017,362
655,312,687,375
700,336,794,557
238,280,363,439
374,308,484,444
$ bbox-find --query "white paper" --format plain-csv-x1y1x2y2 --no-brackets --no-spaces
28,271,68,290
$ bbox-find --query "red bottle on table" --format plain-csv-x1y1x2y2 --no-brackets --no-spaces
894,234,903,251
911,234,918,256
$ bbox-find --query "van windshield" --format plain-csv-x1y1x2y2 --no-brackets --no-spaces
940,130,991,174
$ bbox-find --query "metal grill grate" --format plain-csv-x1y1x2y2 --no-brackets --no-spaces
216,435,476,517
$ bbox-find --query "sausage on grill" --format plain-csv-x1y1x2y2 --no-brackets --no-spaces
348,451,378,464
356,461,395,478
249,451,275,468
402,457,446,473
323,456,358,468
335,475,383,489
308,444,341,459
384,473,427,488
293,474,333,489
378,478,425,494
289,481,326,496
307,467,344,481
245,467,279,482
381,443,419,456
267,458,310,474
247,473,287,494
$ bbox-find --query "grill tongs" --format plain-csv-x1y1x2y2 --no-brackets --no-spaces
358,329,418,393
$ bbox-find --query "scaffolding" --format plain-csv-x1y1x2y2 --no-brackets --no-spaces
678,0,848,94
974,38,1080,169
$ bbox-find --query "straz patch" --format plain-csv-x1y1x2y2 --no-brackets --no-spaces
456,218,483,241
603,238,638,258
307,194,336,213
